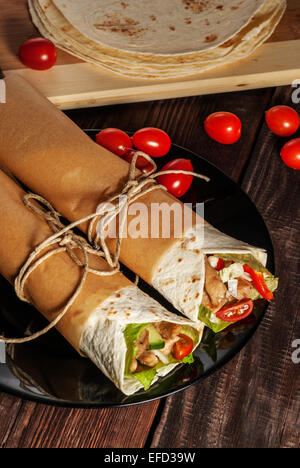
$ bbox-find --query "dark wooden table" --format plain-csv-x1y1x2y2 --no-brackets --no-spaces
0,85,299,448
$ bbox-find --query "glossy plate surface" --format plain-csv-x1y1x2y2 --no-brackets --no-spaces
0,132,275,407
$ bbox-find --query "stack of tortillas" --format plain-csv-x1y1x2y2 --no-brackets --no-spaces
28,0,286,79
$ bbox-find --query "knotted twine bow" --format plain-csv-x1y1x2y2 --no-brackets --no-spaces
0,152,210,344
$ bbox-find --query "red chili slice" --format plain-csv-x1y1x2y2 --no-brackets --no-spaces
172,334,194,360
243,265,274,301
216,299,254,323
215,258,225,271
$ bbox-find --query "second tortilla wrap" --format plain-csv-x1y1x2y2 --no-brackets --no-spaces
0,74,268,325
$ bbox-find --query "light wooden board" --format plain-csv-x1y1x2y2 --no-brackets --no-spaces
1,0,300,109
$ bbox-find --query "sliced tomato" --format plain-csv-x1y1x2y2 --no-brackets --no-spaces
172,334,194,360
216,299,254,323
243,265,274,301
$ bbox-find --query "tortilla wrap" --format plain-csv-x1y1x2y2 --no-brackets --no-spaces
0,75,267,325
0,169,202,395
28,0,286,78
51,0,266,55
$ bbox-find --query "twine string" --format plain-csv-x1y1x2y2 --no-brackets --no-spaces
88,151,210,268
0,196,119,344
0,151,209,344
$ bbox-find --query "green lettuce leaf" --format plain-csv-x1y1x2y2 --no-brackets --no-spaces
198,305,230,333
132,368,157,390
182,353,194,364
181,325,200,346
123,323,198,390
123,323,149,375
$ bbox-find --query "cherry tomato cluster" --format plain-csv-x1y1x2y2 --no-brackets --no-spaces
18,37,299,171
204,106,300,170
95,127,195,198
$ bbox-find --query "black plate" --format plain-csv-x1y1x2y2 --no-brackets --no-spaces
0,132,275,408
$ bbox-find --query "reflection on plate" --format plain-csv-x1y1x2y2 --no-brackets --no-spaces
0,136,274,407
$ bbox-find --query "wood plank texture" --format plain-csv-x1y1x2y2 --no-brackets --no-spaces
2,84,298,448
6,39,300,111
1,1,300,109
150,85,300,449
0,393,160,448
267,0,300,43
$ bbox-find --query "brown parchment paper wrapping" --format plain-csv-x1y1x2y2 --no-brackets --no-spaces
0,74,199,285
0,169,132,353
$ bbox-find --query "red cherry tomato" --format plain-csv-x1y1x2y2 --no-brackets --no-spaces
123,150,154,174
280,138,300,170
216,299,254,323
157,159,194,198
18,38,57,71
132,128,171,158
265,105,300,137
204,112,242,144
96,128,133,157
172,334,194,361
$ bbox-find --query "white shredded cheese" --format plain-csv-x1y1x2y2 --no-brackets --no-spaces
210,313,220,324
227,279,238,298
153,350,170,365
241,272,252,282
220,263,244,283
208,256,219,269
